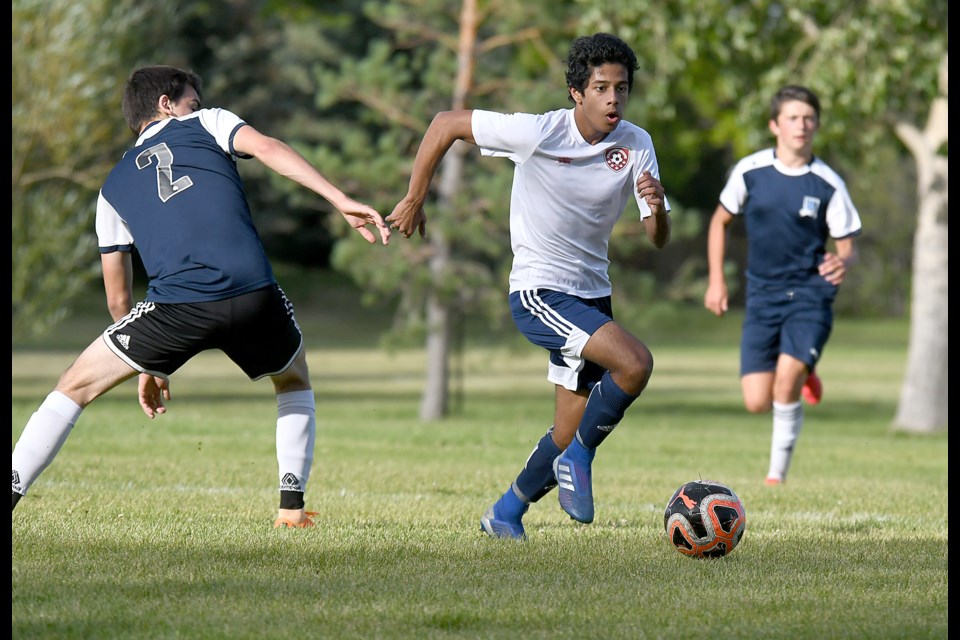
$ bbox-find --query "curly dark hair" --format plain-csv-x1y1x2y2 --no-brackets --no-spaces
564,33,639,104
121,65,204,135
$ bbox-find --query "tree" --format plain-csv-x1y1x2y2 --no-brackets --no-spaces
12,0,181,339
892,55,948,432
583,0,948,432
309,0,578,420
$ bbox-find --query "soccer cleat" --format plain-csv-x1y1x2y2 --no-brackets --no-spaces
480,503,528,540
553,449,595,524
765,477,783,486
273,510,319,529
802,371,823,405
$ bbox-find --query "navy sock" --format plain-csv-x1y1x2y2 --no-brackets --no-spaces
514,428,562,503
575,371,638,450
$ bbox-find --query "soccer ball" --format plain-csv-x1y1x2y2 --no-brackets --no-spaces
664,480,746,559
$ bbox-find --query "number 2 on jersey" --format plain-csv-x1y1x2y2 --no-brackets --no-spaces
136,142,194,202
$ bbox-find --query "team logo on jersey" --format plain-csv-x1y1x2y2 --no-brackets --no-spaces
799,196,821,218
604,147,629,172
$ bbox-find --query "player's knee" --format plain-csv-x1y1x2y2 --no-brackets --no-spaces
744,398,771,414
617,343,654,394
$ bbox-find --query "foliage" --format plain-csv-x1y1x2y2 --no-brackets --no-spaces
578,0,946,313
311,0,579,342
11,0,946,339
11,0,180,339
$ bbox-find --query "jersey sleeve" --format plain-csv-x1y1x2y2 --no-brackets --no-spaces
825,179,862,239
196,108,250,159
471,110,545,164
718,158,749,215
95,191,134,253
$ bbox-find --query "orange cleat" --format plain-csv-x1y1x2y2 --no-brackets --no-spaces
273,510,319,529
764,477,783,486
802,371,822,405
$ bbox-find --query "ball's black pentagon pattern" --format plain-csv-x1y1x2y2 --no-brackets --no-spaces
664,480,746,559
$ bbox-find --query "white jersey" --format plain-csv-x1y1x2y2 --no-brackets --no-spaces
472,108,670,297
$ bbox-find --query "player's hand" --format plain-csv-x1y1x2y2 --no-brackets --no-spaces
139,373,170,419
704,283,729,317
636,170,666,215
818,251,847,285
386,197,427,239
338,200,391,245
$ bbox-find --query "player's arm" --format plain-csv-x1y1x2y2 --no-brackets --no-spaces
232,124,390,245
386,110,476,239
101,250,134,322
819,236,858,286
101,249,170,417
636,170,670,248
704,204,735,317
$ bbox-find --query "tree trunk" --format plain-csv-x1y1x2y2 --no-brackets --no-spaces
418,0,478,420
420,271,451,421
892,54,949,432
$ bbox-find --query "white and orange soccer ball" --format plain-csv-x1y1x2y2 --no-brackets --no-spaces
664,480,746,559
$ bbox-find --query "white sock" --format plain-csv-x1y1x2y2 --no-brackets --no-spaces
276,390,316,492
767,400,803,481
12,391,83,496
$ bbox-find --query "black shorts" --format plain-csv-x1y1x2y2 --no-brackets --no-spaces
103,284,303,380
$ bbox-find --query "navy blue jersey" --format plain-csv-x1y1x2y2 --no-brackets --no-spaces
96,108,275,303
719,149,861,288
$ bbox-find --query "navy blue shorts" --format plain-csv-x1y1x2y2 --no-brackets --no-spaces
102,284,303,380
509,289,613,392
741,283,834,376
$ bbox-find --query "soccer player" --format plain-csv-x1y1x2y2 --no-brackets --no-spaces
387,33,671,539
11,65,391,527
704,85,862,485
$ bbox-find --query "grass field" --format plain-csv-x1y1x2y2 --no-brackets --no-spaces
11,276,947,639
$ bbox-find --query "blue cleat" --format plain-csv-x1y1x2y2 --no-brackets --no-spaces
480,502,528,540
553,447,595,523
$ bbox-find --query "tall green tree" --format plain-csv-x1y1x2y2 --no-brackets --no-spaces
306,0,581,419
12,0,181,339
581,0,947,431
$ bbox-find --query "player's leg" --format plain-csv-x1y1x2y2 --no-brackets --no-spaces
481,290,600,538
270,351,317,528
481,387,590,539
766,297,832,483
741,372,775,413
12,338,139,509
739,288,782,413
481,423,559,539
226,284,316,528
554,321,653,523
764,354,808,484
739,287,785,482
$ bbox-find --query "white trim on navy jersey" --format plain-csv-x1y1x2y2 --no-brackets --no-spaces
472,108,671,298
96,108,275,303
718,148,862,287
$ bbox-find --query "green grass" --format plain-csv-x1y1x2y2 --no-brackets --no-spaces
11,280,945,639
